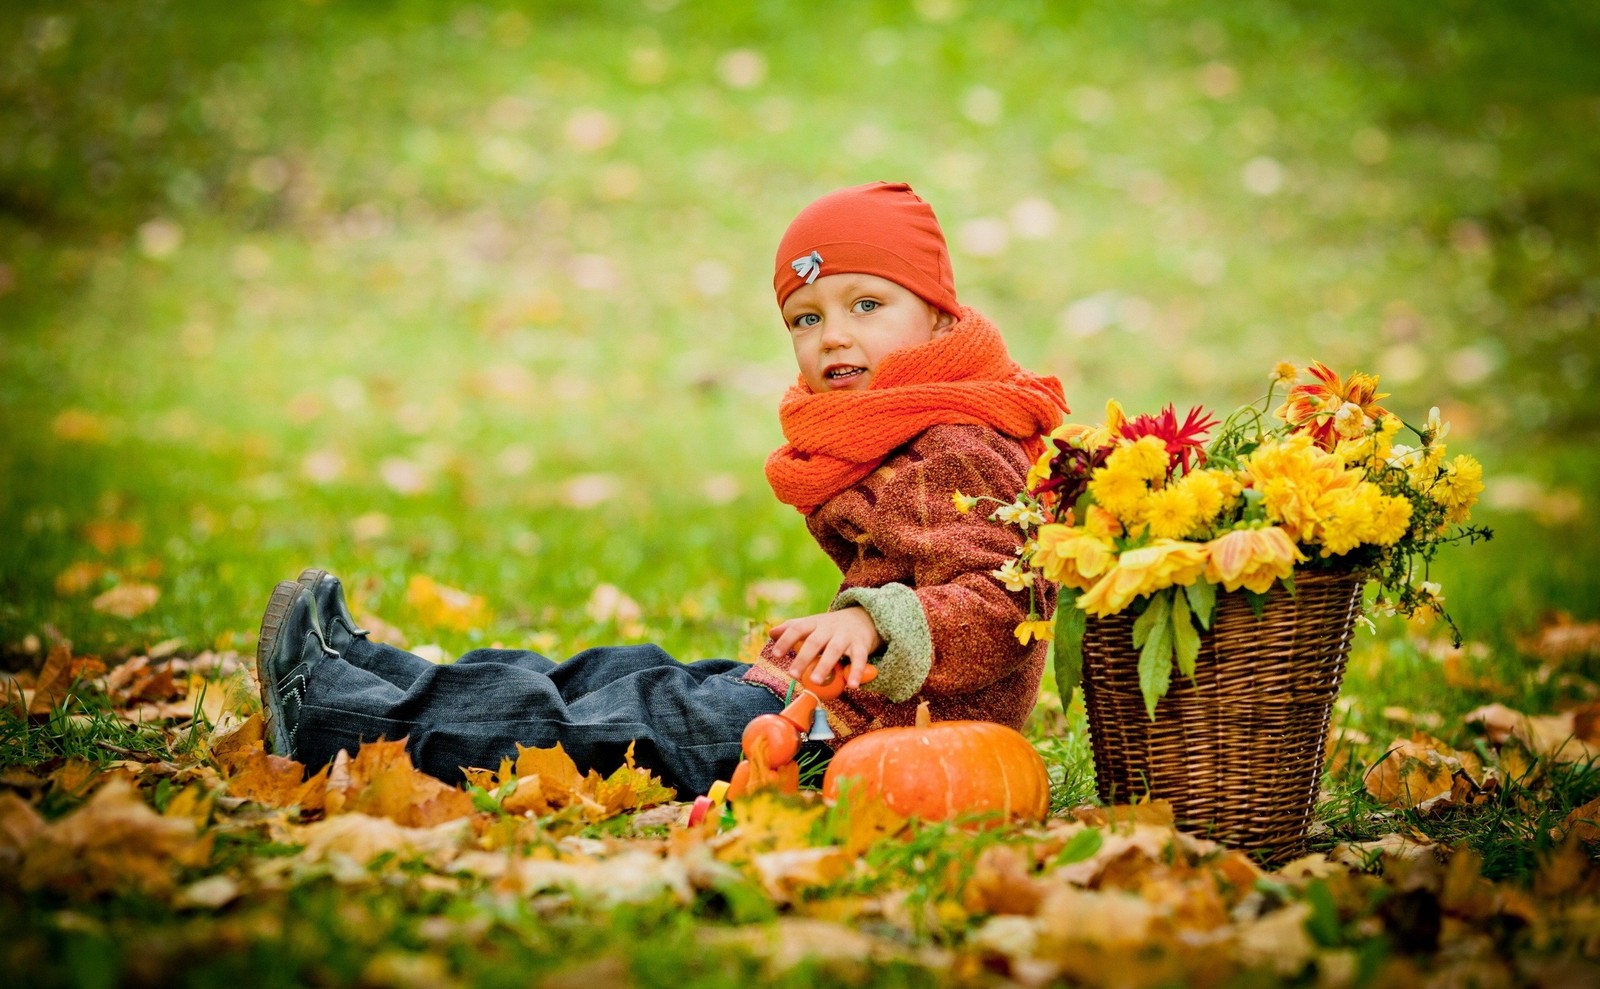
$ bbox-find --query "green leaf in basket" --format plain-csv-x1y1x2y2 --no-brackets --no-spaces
1052,587,1086,710
1137,591,1173,720
1280,570,1297,597
1053,826,1104,866
1183,579,1216,630
1171,588,1201,682
1131,592,1163,648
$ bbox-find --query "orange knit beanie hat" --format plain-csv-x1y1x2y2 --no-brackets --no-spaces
773,181,959,315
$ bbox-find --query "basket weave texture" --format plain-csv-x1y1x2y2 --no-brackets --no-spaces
1080,569,1364,861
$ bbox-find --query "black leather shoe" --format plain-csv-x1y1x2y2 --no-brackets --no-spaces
296,567,369,654
257,581,337,758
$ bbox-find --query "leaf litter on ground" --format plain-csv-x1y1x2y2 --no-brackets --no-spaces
1,638,1599,987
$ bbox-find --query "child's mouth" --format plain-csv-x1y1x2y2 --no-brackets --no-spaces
824,365,867,385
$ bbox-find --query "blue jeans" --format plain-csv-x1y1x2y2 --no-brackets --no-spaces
297,641,787,798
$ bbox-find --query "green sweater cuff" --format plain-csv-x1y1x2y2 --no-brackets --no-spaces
832,582,933,703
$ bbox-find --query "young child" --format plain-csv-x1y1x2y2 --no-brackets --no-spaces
256,181,1068,798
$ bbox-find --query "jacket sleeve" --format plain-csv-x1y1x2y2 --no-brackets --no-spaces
837,428,1053,700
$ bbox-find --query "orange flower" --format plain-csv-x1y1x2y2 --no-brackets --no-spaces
1202,527,1306,593
1275,362,1390,451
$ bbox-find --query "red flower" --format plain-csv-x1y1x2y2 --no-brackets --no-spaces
1276,362,1390,451
1119,404,1219,474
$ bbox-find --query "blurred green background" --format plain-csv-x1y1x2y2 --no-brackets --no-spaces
2,0,1597,710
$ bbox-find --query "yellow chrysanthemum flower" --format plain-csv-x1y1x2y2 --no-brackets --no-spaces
1107,435,1171,483
1202,526,1306,594
1087,460,1149,523
1317,483,1386,556
1272,361,1300,386
1435,454,1484,525
1142,483,1202,540
1370,494,1413,545
951,491,979,514
1174,469,1233,527
1076,540,1208,617
1246,435,1364,545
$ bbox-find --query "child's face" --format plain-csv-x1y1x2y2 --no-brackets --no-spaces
782,273,955,393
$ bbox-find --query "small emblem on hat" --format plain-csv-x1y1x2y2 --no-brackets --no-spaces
790,250,824,284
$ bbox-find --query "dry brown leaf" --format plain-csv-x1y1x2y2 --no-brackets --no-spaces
0,675,24,719
405,575,491,632
82,519,143,554
28,646,108,717
750,846,852,904
222,738,329,814
963,844,1046,916
19,779,210,898
1363,732,1485,811
210,711,267,769
177,874,241,910
705,917,908,976
1520,614,1600,665
1035,885,1159,947
1050,824,1181,886
1465,703,1527,746
322,738,474,827
1070,799,1175,830
91,582,161,619
48,758,102,798
1330,832,1436,869
104,656,182,704
467,741,672,824
1558,793,1600,845
54,561,108,596
290,812,472,867
0,792,45,869
1233,902,1317,976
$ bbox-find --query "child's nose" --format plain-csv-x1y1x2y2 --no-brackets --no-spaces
819,317,852,349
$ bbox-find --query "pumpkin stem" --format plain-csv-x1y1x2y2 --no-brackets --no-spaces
915,701,931,729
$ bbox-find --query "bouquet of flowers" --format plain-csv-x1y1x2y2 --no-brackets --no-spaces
961,361,1492,717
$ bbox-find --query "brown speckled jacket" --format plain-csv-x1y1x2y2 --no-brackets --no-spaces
742,423,1054,742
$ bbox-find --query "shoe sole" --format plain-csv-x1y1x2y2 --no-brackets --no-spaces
257,579,302,755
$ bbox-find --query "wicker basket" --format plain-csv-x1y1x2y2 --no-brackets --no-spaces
1080,569,1364,861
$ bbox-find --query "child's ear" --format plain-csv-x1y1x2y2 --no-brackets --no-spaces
931,309,957,337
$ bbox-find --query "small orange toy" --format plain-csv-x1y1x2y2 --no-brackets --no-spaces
724,658,875,799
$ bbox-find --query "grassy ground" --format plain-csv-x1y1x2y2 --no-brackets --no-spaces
3,1,1600,985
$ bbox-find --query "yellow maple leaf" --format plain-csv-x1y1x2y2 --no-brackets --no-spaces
404,575,491,632
717,790,826,863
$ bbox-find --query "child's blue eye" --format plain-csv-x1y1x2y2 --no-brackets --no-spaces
855,299,879,313
793,313,820,328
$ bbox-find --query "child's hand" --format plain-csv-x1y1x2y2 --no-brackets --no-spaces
768,606,883,690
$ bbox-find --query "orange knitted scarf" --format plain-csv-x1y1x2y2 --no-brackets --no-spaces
765,307,1069,512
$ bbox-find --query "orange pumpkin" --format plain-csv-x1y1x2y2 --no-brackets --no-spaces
821,702,1050,824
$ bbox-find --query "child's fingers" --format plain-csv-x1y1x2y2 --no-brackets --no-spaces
769,621,809,660
767,620,791,639
808,637,850,686
844,644,871,688
790,631,828,672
